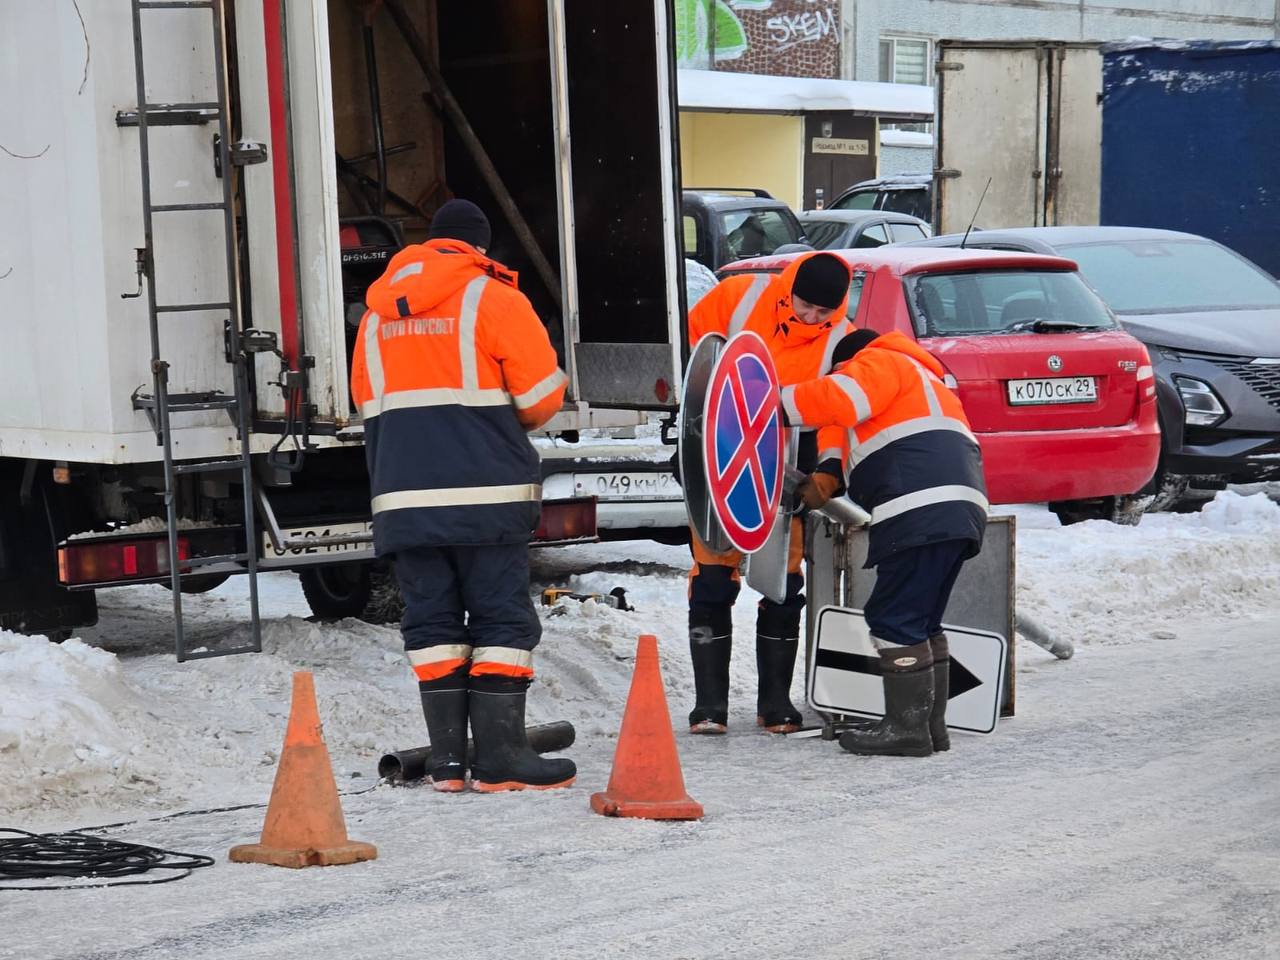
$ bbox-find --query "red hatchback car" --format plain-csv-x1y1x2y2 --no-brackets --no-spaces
718,247,1161,522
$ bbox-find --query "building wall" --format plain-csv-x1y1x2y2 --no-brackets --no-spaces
850,0,1279,83
679,112,806,209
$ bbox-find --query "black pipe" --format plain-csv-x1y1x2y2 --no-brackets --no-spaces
378,721,576,782
362,19,388,216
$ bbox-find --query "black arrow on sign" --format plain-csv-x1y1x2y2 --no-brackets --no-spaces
814,648,982,700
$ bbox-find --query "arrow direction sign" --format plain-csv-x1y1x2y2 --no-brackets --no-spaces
808,606,1008,734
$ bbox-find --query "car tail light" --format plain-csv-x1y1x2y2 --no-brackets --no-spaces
535,499,597,543
58,536,191,586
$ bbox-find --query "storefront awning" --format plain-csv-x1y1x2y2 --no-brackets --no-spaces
677,69,933,123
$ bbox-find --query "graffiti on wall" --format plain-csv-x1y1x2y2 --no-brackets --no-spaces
676,0,841,79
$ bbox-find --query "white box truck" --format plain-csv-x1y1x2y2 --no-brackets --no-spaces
0,0,687,654
933,39,1102,234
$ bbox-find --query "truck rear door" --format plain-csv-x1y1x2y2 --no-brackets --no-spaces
935,41,1100,234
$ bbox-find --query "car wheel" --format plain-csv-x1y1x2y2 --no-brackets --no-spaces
1145,469,1191,513
1048,494,1150,526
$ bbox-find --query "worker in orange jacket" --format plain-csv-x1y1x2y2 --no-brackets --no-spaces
685,252,854,735
783,328,988,757
350,200,574,792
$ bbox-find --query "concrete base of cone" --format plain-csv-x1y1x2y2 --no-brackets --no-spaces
229,840,377,869
589,791,704,821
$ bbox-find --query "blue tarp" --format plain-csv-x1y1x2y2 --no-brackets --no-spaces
1100,40,1280,278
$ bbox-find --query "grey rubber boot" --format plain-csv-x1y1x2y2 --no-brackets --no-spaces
418,664,469,792
838,639,934,757
929,632,951,752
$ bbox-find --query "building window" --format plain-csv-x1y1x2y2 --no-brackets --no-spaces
879,36,930,86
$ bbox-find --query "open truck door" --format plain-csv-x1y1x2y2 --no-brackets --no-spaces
235,0,686,434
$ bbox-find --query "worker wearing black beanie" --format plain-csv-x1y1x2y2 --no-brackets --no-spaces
427,198,492,251
790,253,850,311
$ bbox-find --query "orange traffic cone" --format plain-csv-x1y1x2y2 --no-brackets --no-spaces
229,672,377,868
591,635,704,820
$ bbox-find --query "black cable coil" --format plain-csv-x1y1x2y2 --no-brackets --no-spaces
0,829,215,891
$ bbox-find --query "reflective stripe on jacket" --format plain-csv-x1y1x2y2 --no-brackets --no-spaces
350,239,567,553
780,331,988,566
688,253,852,471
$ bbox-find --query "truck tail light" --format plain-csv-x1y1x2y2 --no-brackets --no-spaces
535,498,597,544
58,536,191,586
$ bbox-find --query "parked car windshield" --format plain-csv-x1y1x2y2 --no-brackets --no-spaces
721,210,801,260
801,218,852,249
1057,238,1280,314
907,269,1116,337
832,191,877,211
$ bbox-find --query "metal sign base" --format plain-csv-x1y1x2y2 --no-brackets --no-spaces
809,606,1009,735
804,514,1017,735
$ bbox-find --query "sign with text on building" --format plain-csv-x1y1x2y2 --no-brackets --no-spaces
812,137,869,156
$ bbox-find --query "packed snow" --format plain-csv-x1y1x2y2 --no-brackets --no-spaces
2,492,1278,958
3,492,1278,824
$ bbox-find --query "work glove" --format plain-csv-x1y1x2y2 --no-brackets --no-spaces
795,471,842,510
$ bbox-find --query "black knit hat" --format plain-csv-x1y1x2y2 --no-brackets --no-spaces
428,199,491,250
791,253,850,309
831,328,880,366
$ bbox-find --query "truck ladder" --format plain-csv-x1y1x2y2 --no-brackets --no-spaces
128,0,262,662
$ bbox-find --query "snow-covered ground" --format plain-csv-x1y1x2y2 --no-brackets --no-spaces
2,493,1278,958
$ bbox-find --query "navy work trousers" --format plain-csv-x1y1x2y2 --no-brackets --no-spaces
863,539,970,647
393,543,541,654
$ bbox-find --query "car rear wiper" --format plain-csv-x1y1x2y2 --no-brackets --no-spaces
1003,318,1102,333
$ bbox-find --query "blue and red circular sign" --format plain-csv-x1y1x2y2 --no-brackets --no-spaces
702,332,784,554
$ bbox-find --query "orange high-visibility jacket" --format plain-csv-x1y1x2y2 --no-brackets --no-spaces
780,331,988,565
350,239,567,554
688,253,853,470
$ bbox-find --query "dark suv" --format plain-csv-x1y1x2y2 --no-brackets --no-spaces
682,188,806,272
909,226,1280,507
829,173,933,224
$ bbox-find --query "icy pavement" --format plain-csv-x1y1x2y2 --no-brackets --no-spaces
1,495,1279,958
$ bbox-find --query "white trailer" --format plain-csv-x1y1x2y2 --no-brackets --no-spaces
0,0,687,652
933,40,1102,235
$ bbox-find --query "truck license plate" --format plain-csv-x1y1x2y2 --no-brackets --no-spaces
1006,376,1098,405
573,472,680,501
262,521,372,557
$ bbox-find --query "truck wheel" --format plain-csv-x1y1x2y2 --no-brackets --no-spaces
300,563,373,620
361,563,405,625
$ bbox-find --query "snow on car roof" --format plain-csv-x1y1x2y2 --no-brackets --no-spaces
676,68,933,121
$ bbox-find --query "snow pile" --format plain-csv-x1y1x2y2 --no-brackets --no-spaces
1011,491,1280,647
1194,488,1280,531
0,634,166,815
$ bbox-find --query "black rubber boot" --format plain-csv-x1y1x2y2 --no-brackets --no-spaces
419,665,469,792
838,640,935,757
929,632,951,752
688,605,733,733
755,603,803,733
468,675,576,791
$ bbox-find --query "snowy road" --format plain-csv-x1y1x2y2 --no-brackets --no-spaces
2,497,1279,958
